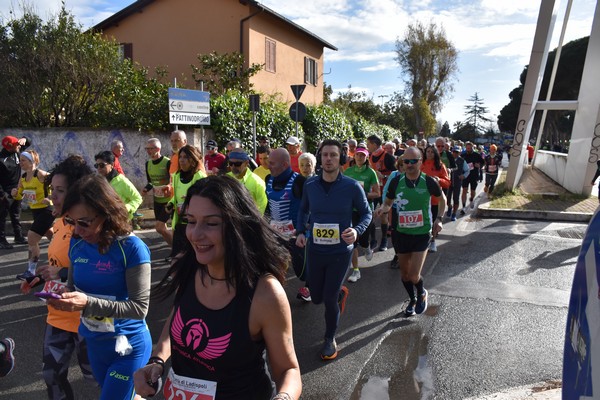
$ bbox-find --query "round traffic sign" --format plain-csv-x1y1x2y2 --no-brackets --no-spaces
289,102,307,122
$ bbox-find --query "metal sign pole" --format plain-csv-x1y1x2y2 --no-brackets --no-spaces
174,78,178,131
200,81,205,150
295,102,299,137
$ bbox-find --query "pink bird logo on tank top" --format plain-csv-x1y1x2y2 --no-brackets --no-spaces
172,308,232,360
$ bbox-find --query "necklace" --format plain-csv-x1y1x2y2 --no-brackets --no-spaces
205,269,227,284
407,175,419,188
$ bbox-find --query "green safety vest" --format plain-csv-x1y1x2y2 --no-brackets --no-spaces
146,156,171,204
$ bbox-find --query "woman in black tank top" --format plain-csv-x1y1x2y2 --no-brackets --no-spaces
134,176,302,400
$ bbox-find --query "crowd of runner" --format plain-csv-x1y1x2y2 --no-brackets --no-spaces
0,132,503,399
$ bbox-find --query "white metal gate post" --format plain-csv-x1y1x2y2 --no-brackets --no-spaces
506,0,561,190
567,0,600,196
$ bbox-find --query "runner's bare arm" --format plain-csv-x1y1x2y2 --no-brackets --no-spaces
252,275,302,399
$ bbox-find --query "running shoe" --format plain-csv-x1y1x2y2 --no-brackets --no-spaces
404,299,417,317
338,286,349,314
451,214,457,221
0,240,13,250
320,338,337,360
415,289,428,314
483,185,488,193
470,200,475,209
347,269,361,283
0,337,15,377
13,236,27,245
16,270,35,281
378,238,388,252
428,241,437,253
297,286,311,302
389,254,399,269
445,209,452,217
460,208,466,216
365,246,373,261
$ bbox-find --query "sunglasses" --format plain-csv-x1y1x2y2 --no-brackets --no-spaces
403,159,421,165
94,162,108,169
64,215,98,228
145,147,157,150
229,161,244,167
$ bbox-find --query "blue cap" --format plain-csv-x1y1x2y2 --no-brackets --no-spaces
228,150,250,161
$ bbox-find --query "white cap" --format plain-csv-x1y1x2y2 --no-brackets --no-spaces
286,136,301,145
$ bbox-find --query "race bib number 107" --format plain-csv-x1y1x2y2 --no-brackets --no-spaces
397,210,424,228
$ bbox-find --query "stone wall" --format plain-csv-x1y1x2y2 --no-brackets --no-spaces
0,127,211,207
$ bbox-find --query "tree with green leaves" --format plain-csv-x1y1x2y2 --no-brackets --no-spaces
190,52,262,95
452,121,478,142
0,5,122,127
395,21,458,137
209,90,297,150
463,92,491,135
498,36,587,148
439,121,451,137
89,61,171,131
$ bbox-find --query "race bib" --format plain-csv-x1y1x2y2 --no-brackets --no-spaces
467,162,474,170
164,369,217,400
22,190,36,206
82,315,115,333
270,219,295,238
397,210,424,228
312,223,340,245
487,165,497,173
153,185,169,198
77,289,116,332
40,279,67,303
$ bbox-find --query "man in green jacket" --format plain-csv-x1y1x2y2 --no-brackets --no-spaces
226,149,267,214
94,151,142,220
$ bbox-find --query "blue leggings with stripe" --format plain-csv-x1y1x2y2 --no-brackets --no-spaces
86,329,152,400
306,247,352,340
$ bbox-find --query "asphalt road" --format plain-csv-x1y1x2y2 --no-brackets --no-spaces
0,205,586,399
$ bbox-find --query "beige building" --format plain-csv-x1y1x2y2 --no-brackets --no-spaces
93,0,337,105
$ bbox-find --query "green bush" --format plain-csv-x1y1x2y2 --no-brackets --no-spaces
302,104,352,152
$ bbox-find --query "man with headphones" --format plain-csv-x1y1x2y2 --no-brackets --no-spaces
296,139,372,361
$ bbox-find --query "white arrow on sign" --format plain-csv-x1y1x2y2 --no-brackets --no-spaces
169,100,210,113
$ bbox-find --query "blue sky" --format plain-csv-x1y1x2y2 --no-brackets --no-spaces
0,0,595,131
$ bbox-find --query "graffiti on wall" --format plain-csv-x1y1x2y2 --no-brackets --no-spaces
510,119,527,159
10,129,171,191
589,123,600,164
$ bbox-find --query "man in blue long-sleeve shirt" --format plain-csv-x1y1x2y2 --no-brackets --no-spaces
296,139,372,361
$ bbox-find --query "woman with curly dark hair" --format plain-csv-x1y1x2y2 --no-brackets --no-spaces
47,174,152,400
20,155,95,400
134,175,302,400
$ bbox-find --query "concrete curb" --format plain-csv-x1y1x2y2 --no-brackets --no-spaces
477,202,593,223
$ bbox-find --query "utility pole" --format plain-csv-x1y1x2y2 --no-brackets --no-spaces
378,94,389,106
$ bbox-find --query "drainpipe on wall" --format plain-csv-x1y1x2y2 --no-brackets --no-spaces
240,1,264,56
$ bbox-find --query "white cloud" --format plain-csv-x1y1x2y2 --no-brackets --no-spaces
0,0,596,131
360,60,398,72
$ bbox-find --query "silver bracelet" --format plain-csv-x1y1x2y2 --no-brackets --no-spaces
273,392,293,400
